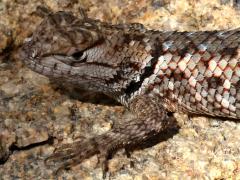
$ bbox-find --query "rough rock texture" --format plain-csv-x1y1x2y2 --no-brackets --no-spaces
1,0,240,179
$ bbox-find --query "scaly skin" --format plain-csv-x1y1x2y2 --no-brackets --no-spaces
19,7,240,176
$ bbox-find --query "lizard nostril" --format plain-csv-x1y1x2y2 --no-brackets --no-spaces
167,112,173,117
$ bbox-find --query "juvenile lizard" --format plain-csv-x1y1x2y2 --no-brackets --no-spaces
19,7,240,175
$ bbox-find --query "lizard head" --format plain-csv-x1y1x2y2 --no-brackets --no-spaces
19,9,117,91
20,10,103,68
20,8,151,96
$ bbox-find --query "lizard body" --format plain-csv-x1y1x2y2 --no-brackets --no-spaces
19,8,240,175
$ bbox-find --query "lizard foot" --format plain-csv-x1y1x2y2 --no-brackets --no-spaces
45,95,176,177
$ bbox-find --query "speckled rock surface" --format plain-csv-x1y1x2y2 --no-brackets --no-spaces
1,0,240,179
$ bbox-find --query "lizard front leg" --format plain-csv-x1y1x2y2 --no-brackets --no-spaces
45,95,177,176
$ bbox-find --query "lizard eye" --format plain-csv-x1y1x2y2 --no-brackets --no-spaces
71,51,87,62
66,47,86,61
72,51,84,60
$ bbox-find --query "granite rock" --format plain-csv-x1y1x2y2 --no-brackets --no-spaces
1,0,240,179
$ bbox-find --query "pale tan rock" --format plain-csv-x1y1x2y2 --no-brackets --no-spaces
1,0,240,179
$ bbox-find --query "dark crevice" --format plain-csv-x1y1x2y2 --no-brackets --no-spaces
9,136,54,152
0,34,15,67
0,136,54,165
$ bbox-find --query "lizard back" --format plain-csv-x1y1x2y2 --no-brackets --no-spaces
19,10,240,119
129,29,240,118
